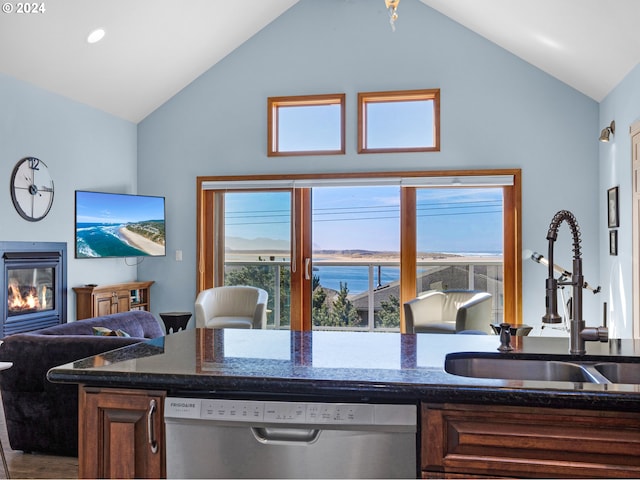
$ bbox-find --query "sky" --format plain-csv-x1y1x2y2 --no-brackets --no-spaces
277,97,434,152
224,186,503,254
416,188,503,253
76,191,165,224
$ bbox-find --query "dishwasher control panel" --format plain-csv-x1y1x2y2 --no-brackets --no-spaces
165,397,415,427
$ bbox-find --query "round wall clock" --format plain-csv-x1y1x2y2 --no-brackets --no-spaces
10,157,55,222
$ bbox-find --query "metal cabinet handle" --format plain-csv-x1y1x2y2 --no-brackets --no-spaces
147,399,159,454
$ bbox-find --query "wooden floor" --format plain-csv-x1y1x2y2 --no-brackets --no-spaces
0,398,78,479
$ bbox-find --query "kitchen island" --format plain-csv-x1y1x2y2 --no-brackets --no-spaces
48,328,640,478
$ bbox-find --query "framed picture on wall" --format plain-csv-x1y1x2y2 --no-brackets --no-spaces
609,230,618,256
607,186,619,228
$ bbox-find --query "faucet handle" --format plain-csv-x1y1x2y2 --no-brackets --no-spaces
598,327,609,342
581,326,608,343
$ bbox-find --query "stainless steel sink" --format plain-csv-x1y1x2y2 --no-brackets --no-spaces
445,353,640,384
593,362,640,384
444,355,605,383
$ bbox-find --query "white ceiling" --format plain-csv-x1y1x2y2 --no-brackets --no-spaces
1,0,638,123
0,0,299,123
420,0,640,104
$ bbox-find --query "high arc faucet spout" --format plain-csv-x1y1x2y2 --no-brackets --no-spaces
542,210,607,354
543,210,581,325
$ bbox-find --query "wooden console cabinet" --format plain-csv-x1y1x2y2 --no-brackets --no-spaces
73,281,154,320
79,386,166,479
422,403,640,478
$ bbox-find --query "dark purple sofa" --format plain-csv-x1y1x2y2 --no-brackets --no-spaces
0,310,163,456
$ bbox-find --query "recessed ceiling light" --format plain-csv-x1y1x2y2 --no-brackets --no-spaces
87,28,106,44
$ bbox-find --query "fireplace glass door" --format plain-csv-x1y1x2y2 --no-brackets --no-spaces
7,266,55,316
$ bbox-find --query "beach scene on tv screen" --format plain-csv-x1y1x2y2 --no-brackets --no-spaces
75,191,166,258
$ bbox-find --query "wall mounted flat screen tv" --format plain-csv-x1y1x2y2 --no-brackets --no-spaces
75,191,166,258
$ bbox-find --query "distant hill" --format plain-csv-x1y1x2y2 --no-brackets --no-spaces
225,238,400,257
224,237,498,260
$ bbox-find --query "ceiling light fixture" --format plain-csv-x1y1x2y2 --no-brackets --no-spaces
87,28,106,44
385,0,400,31
599,120,615,143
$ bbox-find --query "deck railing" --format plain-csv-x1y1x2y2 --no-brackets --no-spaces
225,257,503,332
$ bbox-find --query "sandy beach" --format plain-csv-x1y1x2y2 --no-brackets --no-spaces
120,227,165,256
224,250,502,264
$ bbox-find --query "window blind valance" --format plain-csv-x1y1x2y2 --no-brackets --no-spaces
201,175,513,191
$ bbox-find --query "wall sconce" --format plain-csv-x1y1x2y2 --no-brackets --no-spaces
599,120,615,143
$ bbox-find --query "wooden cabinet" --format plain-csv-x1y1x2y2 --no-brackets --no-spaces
74,281,154,320
79,386,165,479
421,403,640,478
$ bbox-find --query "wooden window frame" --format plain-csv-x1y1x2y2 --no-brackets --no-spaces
197,169,521,331
267,93,346,157
358,89,441,154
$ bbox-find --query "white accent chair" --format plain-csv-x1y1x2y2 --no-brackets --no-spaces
403,290,493,334
195,286,268,329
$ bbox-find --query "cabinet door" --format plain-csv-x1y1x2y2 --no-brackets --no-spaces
115,289,131,313
422,403,640,478
94,292,115,317
79,387,165,479
95,290,130,316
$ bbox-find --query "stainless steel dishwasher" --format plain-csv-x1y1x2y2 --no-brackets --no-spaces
165,397,417,479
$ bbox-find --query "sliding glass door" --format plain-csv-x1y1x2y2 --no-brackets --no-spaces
218,190,292,329
311,186,401,330
415,187,504,324
197,170,521,331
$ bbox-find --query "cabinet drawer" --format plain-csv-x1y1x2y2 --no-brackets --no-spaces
422,403,640,478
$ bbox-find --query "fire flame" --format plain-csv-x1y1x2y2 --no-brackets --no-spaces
8,282,42,312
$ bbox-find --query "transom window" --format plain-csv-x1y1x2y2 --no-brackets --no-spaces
267,94,346,157
358,89,440,153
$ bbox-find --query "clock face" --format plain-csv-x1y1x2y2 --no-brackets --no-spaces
10,157,54,221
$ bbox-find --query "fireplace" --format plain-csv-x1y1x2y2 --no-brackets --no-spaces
0,242,67,337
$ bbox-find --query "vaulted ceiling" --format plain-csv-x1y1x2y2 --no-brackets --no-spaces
1,0,638,123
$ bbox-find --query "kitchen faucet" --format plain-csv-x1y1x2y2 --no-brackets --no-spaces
542,210,608,354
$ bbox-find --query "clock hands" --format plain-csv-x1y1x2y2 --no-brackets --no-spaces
11,157,54,221
16,169,52,195
14,185,53,195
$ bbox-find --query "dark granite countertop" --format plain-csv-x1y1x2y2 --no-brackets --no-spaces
47,328,640,411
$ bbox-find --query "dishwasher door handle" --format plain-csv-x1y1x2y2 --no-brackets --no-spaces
251,427,321,445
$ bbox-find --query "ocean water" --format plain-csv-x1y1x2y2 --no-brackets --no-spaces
312,252,500,293
76,223,147,258
313,265,400,293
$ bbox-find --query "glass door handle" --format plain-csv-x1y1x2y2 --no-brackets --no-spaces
304,258,311,280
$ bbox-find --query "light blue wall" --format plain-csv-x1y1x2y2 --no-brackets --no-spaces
138,0,602,331
599,62,640,338
0,73,138,321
